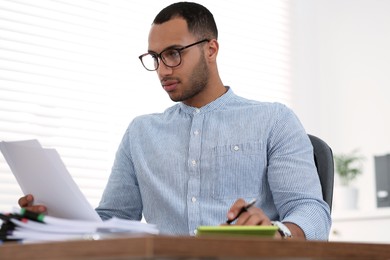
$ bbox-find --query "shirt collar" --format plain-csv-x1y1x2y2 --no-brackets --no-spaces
179,86,234,115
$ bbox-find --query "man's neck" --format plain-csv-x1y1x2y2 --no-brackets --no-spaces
183,78,226,108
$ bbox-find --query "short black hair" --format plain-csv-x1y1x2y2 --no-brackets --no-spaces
153,2,218,40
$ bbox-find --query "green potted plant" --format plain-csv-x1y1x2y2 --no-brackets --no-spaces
334,149,364,186
333,149,365,210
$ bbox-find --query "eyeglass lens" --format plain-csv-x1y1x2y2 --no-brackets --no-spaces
141,49,181,71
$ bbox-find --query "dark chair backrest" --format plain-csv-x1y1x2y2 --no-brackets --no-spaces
308,134,334,211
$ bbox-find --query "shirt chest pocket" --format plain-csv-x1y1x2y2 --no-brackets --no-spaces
210,141,266,199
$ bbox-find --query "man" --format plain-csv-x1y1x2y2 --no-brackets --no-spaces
19,2,331,240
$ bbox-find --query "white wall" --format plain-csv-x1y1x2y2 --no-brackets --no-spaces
290,0,390,210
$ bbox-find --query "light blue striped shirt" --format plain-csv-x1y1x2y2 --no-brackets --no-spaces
96,87,331,240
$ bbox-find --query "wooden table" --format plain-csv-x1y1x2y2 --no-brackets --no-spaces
1,235,389,260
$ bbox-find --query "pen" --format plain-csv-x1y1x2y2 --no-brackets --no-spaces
226,199,257,224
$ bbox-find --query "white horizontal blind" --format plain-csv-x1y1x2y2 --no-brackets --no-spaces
0,0,291,211
208,0,292,104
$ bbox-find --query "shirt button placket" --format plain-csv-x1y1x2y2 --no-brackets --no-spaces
187,108,203,235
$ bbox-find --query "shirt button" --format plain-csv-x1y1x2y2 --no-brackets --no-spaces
191,160,197,166
191,197,197,203
194,130,199,135
195,108,200,114
233,145,240,151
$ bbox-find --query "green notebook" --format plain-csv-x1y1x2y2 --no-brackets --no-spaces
196,225,278,237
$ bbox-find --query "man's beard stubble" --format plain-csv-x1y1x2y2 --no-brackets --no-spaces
169,54,209,103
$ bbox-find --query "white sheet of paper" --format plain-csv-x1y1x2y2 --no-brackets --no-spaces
0,140,101,221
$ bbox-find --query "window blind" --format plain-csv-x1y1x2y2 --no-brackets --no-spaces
0,0,291,211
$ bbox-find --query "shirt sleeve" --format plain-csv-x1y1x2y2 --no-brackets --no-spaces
95,126,143,221
267,104,332,240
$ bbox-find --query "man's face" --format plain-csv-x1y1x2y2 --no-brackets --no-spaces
148,18,209,104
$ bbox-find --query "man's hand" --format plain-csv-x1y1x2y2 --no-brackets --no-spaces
226,198,306,239
18,194,47,213
226,198,273,226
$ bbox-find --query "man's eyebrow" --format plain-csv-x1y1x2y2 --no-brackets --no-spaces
148,44,183,54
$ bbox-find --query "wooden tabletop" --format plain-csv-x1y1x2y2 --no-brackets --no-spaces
1,235,389,260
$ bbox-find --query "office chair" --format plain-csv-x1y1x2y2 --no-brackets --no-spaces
308,134,334,211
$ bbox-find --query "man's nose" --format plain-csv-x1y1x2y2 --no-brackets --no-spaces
157,59,173,76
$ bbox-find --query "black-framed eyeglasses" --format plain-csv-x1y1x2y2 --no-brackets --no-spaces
138,39,209,71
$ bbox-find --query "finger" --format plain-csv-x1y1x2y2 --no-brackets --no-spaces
18,194,47,213
18,194,34,207
235,208,272,226
23,205,47,214
234,210,251,225
226,198,246,221
242,213,272,226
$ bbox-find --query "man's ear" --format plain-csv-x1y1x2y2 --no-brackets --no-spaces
207,39,219,61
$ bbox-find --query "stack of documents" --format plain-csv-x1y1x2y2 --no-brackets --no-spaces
1,209,158,243
0,140,159,243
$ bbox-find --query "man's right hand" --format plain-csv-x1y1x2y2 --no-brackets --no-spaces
18,194,47,213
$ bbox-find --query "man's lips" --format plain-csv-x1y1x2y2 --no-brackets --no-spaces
162,80,178,92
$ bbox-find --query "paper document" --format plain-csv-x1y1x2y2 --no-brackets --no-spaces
0,140,101,221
